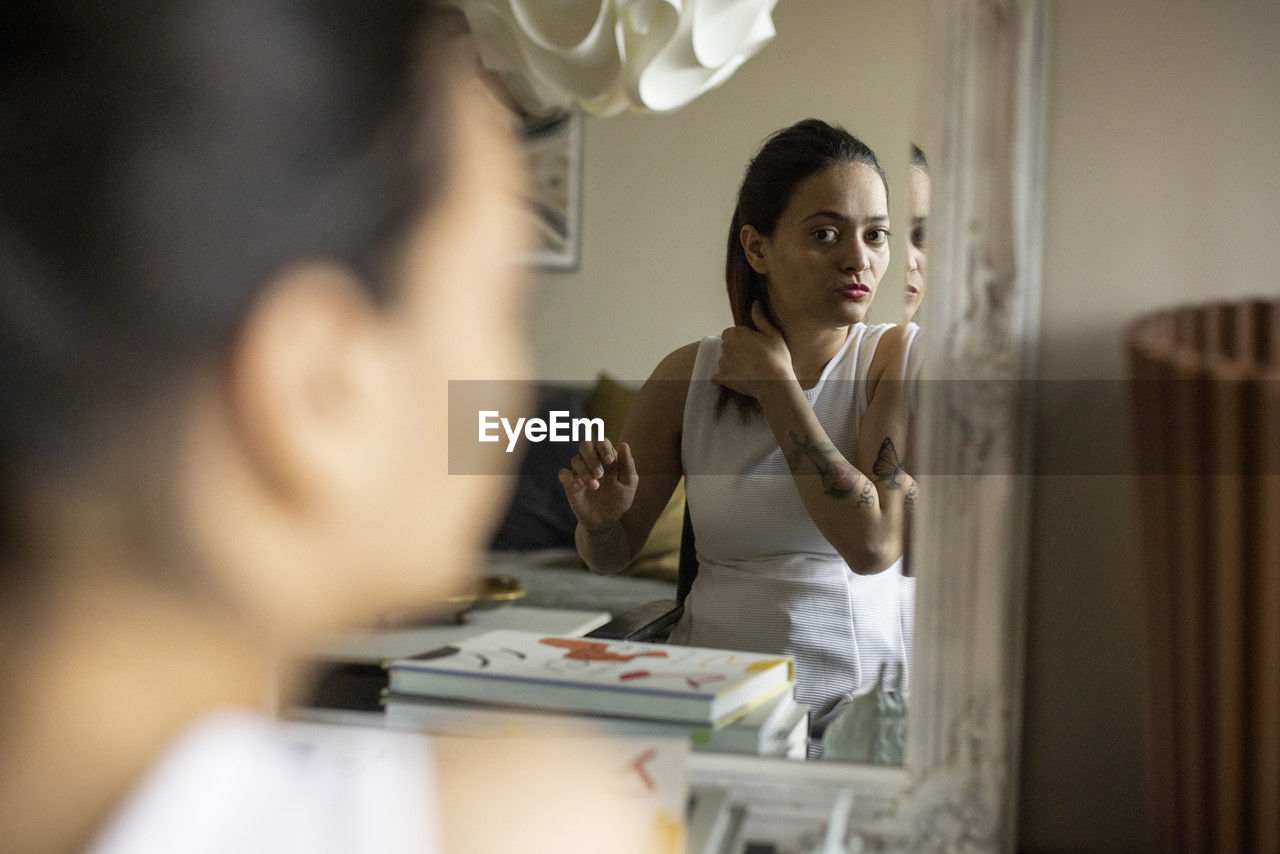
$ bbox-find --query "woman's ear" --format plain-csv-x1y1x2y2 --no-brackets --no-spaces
223,263,390,516
739,224,769,275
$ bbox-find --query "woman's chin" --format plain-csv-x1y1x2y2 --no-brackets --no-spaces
836,302,871,325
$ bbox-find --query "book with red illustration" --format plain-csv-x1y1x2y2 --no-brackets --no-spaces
385,630,794,726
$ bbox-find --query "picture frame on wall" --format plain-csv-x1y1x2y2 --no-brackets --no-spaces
521,111,583,271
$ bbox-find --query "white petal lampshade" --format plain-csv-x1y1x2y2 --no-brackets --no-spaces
450,0,778,116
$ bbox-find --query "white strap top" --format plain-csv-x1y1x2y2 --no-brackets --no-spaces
88,712,442,854
669,322,918,722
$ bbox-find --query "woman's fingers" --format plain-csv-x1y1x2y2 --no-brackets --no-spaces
577,448,600,478
576,439,619,480
750,301,779,336
568,456,600,489
564,439,627,495
559,444,639,530
615,442,638,487
595,437,616,466
582,438,616,473
577,439,604,478
559,468,601,505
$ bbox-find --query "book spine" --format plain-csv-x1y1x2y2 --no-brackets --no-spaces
385,699,709,742
382,699,801,755
387,667,719,724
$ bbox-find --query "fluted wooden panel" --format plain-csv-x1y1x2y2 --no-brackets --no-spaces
1127,300,1280,854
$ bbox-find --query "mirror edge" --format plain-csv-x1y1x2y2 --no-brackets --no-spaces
686,2,1049,851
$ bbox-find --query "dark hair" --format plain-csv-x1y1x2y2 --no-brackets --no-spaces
0,1,456,563
719,119,886,419
911,143,929,171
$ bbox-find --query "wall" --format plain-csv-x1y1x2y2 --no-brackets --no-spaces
520,0,1280,850
1020,0,1280,851
526,0,926,383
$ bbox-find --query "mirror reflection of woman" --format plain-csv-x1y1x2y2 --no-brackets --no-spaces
0,4,653,852
561,120,919,734
904,144,930,323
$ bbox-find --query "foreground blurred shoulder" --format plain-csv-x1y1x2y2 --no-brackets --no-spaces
434,735,660,854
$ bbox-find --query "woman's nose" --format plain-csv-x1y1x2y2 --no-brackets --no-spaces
841,241,870,273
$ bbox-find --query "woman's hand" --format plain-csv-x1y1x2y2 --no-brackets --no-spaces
711,303,796,399
557,438,638,535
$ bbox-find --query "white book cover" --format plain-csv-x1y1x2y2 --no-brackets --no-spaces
385,630,794,726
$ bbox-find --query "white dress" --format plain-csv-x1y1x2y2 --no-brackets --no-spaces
87,712,442,854
668,322,918,725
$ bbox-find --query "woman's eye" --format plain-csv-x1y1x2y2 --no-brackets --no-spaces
911,225,926,248
866,228,889,244
813,227,839,243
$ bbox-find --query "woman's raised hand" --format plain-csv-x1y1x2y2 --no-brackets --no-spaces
711,302,795,399
557,438,638,534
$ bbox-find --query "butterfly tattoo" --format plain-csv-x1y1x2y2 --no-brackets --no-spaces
872,436,919,501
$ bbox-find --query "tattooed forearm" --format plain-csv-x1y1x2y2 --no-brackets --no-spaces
787,431,863,497
785,443,807,474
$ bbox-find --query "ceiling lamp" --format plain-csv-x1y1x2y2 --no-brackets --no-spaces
450,0,779,116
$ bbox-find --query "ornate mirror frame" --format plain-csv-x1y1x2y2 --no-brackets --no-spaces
685,1,1049,850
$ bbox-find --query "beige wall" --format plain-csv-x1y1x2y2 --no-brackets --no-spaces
1021,0,1280,851
522,0,1280,850
527,0,925,383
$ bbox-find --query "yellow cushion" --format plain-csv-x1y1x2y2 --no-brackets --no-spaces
585,374,686,583
584,373,634,442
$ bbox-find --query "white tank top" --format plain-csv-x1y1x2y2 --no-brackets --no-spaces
668,322,918,723
88,712,442,854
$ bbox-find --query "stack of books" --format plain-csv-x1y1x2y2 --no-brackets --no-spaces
383,630,808,757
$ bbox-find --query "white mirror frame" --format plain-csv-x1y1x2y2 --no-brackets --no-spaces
685,1,1048,850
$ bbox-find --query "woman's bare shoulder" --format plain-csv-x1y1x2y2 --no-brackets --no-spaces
626,341,701,437
866,323,918,400
876,322,915,353
648,340,702,383
868,323,915,374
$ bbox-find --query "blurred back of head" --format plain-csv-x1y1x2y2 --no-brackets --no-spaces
0,0,453,566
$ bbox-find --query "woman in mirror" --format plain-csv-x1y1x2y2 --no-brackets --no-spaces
561,120,919,737
905,144,930,323
0,3,654,852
